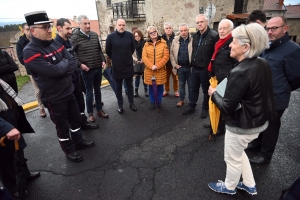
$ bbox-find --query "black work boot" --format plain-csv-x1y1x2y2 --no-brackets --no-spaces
134,88,138,97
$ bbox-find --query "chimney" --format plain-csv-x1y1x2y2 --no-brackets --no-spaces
73,15,78,22
278,0,284,8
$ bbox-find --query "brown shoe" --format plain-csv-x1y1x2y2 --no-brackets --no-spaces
88,113,95,122
97,110,109,118
40,108,47,118
176,101,184,107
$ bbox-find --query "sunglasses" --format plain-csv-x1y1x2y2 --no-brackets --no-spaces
32,24,52,31
149,31,157,35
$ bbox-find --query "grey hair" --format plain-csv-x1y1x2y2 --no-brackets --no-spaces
219,19,234,30
232,23,269,58
195,14,208,22
179,23,189,29
78,15,88,23
164,22,172,29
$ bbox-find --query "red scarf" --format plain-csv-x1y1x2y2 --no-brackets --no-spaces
208,33,232,72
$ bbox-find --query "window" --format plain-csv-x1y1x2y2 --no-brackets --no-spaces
106,0,111,6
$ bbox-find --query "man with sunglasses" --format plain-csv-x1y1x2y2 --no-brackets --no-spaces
16,23,47,118
247,16,300,165
23,11,95,162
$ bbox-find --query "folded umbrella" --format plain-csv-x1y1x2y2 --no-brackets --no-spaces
14,140,27,200
208,76,220,141
151,75,160,112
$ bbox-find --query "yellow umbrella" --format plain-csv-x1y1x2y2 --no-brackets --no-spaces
208,76,220,141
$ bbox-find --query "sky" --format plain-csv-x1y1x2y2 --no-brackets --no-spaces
0,0,299,24
0,0,98,23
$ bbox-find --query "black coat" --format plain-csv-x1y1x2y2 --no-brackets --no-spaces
23,36,76,103
16,35,31,74
0,88,34,158
261,33,300,110
212,37,237,83
106,30,135,79
212,57,276,130
191,27,219,70
0,50,18,92
162,32,175,66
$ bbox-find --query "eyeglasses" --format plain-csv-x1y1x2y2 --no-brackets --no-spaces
265,25,285,32
134,35,140,38
24,28,30,31
149,31,157,35
244,25,251,45
32,24,52,31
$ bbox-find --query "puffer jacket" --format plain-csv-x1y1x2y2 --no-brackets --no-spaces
212,57,276,132
0,50,18,90
142,36,169,85
23,36,77,103
70,28,105,69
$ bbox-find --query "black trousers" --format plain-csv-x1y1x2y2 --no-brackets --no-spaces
115,78,134,106
73,81,88,126
250,109,285,159
0,151,16,194
44,94,84,154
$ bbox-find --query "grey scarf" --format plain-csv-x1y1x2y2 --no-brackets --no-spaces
0,79,24,111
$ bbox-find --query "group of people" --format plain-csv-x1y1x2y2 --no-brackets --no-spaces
1,8,300,198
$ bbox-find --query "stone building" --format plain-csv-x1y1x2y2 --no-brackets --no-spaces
95,0,264,39
285,4,300,44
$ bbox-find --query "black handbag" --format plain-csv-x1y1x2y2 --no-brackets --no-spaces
133,62,144,75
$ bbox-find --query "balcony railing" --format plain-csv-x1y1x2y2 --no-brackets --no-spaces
112,0,145,20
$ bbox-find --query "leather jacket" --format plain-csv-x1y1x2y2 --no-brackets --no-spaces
212,57,276,130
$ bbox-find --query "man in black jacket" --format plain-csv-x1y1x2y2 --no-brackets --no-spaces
247,16,300,165
182,14,219,118
16,23,47,118
106,18,136,114
55,18,98,131
23,11,95,162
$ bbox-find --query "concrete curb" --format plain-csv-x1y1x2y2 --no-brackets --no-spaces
22,80,110,111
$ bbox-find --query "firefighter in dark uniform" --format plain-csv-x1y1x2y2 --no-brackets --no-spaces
54,18,99,130
23,11,95,162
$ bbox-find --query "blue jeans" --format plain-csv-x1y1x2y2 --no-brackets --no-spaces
149,84,163,103
135,75,147,90
189,68,209,110
177,67,192,101
81,68,103,114
115,78,134,106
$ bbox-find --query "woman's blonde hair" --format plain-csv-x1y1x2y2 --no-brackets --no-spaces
146,26,158,38
232,23,269,58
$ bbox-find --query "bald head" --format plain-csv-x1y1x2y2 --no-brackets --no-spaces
218,19,233,39
266,16,288,42
116,19,126,33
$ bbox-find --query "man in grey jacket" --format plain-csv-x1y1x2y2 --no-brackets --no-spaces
170,23,193,107
71,15,108,122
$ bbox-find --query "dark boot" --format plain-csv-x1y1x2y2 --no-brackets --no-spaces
134,89,138,97
144,88,149,97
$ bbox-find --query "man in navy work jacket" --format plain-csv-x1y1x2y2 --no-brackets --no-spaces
247,16,300,165
54,18,99,131
23,11,95,162
106,18,136,114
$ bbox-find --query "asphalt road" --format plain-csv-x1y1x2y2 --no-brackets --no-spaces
4,82,300,200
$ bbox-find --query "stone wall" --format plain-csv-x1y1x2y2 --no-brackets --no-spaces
287,18,300,44
97,0,263,40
